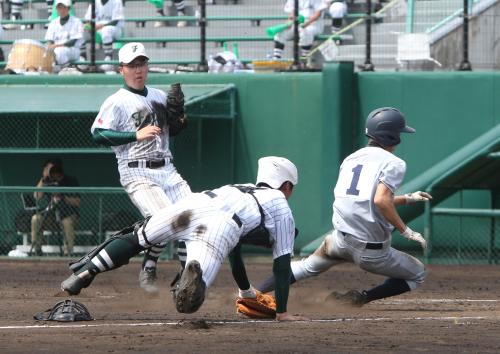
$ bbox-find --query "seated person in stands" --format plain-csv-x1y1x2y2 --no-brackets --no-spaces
2,0,32,30
272,0,327,62
31,158,80,256
149,0,188,28
81,0,124,71
328,0,347,34
45,0,83,68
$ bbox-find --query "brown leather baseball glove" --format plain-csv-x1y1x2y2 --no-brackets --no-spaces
236,291,276,319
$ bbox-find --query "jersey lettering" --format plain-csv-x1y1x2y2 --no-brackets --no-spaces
346,164,363,196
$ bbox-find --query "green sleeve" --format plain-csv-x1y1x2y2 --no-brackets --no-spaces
273,254,291,314
64,39,77,47
92,128,137,146
228,244,251,290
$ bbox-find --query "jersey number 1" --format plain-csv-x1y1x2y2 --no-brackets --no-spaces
346,164,363,196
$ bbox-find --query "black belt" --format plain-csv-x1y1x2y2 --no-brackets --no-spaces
341,232,383,250
204,190,217,198
232,214,242,228
128,159,165,169
204,191,242,228
365,242,383,250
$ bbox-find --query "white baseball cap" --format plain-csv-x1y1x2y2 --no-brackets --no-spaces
118,42,150,64
55,0,71,7
256,156,298,189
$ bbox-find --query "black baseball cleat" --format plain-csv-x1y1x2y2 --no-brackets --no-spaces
172,260,206,314
61,273,95,296
326,290,369,307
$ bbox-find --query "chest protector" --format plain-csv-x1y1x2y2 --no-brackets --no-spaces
231,185,273,248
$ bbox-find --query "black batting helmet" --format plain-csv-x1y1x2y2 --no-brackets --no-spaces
365,107,415,147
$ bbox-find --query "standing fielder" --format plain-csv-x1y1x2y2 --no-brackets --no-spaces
258,108,431,306
90,42,191,294
61,156,307,321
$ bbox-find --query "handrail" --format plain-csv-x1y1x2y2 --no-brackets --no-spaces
0,186,125,193
433,207,500,218
307,0,400,58
0,13,377,25
0,33,343,46
425,0,478,34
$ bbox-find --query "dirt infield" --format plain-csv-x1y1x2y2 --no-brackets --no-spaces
0,258,499,354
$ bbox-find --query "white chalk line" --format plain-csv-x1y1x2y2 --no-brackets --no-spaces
1,298,498,331
380,298,500,304
1,316,498,330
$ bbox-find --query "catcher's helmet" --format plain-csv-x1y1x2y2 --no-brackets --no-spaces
256,156,298,189
365,107,415,147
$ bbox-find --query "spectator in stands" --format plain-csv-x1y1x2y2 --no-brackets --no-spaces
81,0,124,72
2,0,32,30
150,0,187,28
272,0,327,63
31,158,80,256
45,0,83,68
328,0,347,34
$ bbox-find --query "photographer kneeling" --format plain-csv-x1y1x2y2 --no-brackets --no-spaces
31,159,80,256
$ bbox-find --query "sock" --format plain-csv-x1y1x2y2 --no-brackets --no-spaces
173,0,185,12
103,42,113,59
364,278,411,302
141,244,166,270
300,45,312,61
273,41,285,59
177,241,187,269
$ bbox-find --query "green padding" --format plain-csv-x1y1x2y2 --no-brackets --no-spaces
0,84,235,114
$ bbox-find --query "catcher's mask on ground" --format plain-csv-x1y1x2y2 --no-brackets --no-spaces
256,156,298,189
365,107,415,147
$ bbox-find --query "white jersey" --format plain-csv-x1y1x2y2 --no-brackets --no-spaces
85,0,124,28
209,184,296,259
284,0,327,20
91,86,172,163
44,16,83,47
332,147,406,242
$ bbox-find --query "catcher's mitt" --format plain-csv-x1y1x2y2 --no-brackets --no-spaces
166,82,188,136
236,291,276,319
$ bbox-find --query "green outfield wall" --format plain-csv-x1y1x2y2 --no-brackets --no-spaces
0,67,498,252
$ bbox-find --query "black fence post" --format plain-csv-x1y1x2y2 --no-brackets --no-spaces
291,0,301,70
197,0,208,72
458,0,472,70
361,0,374,71
89,0,97,72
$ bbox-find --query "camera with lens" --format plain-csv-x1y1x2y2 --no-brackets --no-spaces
43,165,63,186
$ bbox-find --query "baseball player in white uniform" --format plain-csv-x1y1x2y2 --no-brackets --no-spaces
90,42,191,293
258,108,431,307
273,0,327,60
61,156,307,321
44,0,83,67
81,0,124,69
